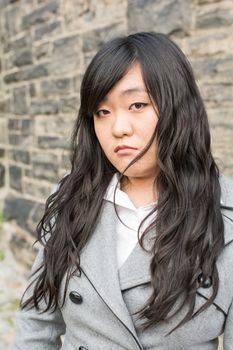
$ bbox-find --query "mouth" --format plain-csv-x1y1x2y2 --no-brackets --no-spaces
114,145,138,153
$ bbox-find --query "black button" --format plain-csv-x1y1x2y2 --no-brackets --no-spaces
198,273,212,288
79,347,88,350
69,291,83,304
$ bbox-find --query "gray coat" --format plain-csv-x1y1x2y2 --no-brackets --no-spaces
12,175,233,350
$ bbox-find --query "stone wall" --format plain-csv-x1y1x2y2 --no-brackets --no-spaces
0,0,232,242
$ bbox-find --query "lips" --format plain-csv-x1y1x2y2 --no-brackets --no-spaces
114,145,138,153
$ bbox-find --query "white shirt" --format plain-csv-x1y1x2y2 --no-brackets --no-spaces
103,174,157,269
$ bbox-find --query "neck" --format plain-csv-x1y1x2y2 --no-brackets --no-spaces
120,175,158,208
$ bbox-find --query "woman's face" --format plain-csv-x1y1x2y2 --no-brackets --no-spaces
93,64,159,181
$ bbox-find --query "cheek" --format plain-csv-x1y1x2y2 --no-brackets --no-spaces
94,128,110,154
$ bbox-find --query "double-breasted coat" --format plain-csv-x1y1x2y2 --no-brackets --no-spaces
13,175,233,350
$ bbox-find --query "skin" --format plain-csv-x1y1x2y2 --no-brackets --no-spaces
93,64,159,207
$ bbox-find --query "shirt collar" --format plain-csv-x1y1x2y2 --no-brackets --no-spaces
103,173,156,212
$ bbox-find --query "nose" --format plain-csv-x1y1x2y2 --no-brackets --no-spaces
112,113,133,138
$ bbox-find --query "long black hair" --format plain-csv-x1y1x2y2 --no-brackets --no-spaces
21,32,224,332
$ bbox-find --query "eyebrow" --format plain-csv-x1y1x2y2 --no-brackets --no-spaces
103,87,148,101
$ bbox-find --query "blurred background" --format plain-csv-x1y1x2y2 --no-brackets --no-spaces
0,0,232,348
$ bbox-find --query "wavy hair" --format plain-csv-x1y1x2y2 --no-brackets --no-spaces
22,32,225,332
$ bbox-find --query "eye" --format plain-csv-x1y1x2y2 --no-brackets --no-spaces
94,109,110,117
130,102,148,110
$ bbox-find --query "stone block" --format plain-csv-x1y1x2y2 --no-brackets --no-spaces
13,86,28,115
9,133,33,147
35,20,61,40
8,119,21,131
32,162,59,182
82,23,126,53
4,64,49,84
22,119,32,136
13,50,33,67
9,150,30,164
54,34,79,50
63,0,127,32
201,83,233,106
184,32,230,57
23,180,52,199
29,83,36,97
59,96,79,114
196,2,233,29
0,0,10,8
0,118,6,143
9,134,21,146
51,34,82,75
35,42,51,60
40,77,73,96
73,74,83,92
208,108,233,128
50,55,82,75
0,98,10,114
0,148,5,157
38,135,69,149
4,4,22,37
3,52,15,71
3,194,40,234
128,0,192,35
9,165,22,191
22,1,59,29
30,99,58,115
4,35,31,53
61,152,70,169
35,115,74,135
9,228,37,270
0,163,5,187
27,202,45,234
191,56,232,80
8,118,33,136
32,151,58,164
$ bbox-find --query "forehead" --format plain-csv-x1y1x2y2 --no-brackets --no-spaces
102,64,148,102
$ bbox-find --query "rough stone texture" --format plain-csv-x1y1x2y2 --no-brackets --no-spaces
128,0,193,35
4,64,49,84
35,115,75,135
0,0,232,227
35,20,61,40
3,195,44,235
63,0,127,32
30,99,58,115
22,1,60,29
37,135,70,149
13,50,33,67
12,86,28,115
0,0,231,347
40,77,74,96
9,165,22,191
0,119,6,143
9,150,30,164
196,1,233,29
0,163,5,187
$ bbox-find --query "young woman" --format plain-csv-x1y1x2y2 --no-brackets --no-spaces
13,32,233,350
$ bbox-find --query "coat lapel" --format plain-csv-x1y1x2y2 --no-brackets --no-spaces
79,201,142,347
119,231,153,291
